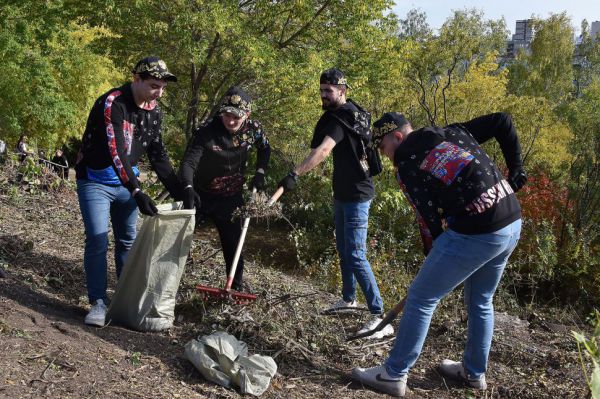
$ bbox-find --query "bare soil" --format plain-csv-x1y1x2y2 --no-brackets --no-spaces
0,170,592,398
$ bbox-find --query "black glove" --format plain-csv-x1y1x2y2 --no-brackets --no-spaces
277,171,298,192
134,190,158,216
508,167,527,192
182,186,196,209
250,171,266,190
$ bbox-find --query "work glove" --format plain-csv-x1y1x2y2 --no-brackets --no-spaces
277,171,298,192
182,186,196,209
133,190,158,216
250,171,266,191
508,167,527,193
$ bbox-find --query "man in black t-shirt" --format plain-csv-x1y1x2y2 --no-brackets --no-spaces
351,112,526,397
277,69,391,339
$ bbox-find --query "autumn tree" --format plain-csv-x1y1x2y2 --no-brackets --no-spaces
507,12,575,105
0,1,121,151
397,8,508,126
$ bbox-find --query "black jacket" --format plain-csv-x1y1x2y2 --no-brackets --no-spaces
395,113,523,250
75,83,180,196
179,117,270,196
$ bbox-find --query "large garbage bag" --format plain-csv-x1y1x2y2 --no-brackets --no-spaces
184,331,277,396
107,202,195,331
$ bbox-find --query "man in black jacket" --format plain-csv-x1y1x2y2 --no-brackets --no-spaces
51,149,69,179
179,86,270,292
75,56,181,327
277,68,391,339
351,112,526,397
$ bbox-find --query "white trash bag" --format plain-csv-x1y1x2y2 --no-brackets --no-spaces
107,202,195,331
185,331,277,396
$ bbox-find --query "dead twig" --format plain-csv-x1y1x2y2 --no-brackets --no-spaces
350,337,395,350
41,357,56,380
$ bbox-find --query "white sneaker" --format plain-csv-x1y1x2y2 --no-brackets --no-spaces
357,315,394,339
438,359,487,390
351,364,407,397
323,298,358,314
85,299,107,327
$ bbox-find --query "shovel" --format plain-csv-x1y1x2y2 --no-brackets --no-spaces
346,296,406,341
196,187,284,304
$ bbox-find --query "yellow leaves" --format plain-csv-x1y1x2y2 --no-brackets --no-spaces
504,95,573,172
447,52,508,121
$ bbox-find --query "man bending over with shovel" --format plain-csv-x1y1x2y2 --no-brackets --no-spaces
350,112,527,397
179,86,270,292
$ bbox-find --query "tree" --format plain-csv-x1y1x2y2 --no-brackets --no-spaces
574,19,600,96
398,8,431,40
508,13,575,105
0,1,121,150
400,8,508,126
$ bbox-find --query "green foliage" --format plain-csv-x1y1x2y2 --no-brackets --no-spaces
573,311,600,398
508,13,575,105
399,8,509,126
0,2,121,150
563,79,600,242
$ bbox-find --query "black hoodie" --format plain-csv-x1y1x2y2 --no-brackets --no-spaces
394,113,522,248
179,117,270,196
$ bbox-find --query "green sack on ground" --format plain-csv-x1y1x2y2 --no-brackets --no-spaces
107,202,195,331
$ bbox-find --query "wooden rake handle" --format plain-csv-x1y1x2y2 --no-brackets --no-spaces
225,188,257,291
346,296,407,342
224,186,284,291
267,186,284,207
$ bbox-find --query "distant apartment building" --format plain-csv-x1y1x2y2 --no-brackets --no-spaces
591,21,600,41
506,19,534,58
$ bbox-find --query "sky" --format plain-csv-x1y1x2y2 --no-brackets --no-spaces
392,0,600,36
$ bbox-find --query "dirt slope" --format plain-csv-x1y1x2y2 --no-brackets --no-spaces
0,180,591,398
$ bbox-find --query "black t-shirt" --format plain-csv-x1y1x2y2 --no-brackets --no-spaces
310,102,374,202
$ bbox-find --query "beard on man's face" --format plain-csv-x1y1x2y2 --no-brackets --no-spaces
321,98,337,110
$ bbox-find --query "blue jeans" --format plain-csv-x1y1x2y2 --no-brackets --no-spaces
334,199,384,314
385,219,522,378
77,179,138,304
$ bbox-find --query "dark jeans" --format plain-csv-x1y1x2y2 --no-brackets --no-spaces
199,192,245,290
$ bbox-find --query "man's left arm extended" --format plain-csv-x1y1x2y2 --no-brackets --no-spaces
460,112,527,192
278,136,336,191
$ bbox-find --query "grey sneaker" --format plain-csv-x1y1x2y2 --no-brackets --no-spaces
357,315,394,339
84,299,107,327
351,364,407,397
324,298,358,314
438,359,487,390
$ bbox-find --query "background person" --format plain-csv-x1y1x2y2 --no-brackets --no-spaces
15,135,33,163
51,149,69,179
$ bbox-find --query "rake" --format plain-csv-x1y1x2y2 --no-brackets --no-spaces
196,187,284,304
